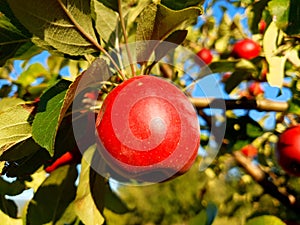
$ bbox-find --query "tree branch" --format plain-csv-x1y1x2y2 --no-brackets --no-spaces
190,97,289,112
233,151,300,214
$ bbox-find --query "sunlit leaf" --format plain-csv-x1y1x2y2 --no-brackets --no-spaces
74,145,105,225
0,98,24,113
0,105,33,157
268,0,289,30
267,56,286,88
246,215,285,225
91,0,120,46
263,21,280,61
8,0,98,56
17,63,49,87
136,3,202,62
0,209,22,225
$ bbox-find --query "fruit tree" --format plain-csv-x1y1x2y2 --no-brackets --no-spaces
0,0,300,225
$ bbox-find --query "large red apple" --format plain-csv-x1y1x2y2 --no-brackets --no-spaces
232,39,261,60
96,75,200,182
276,125,300,176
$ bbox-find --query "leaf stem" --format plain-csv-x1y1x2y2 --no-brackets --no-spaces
118,0,136,77
56,0,126,80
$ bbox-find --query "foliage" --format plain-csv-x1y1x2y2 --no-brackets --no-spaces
0,0,300,224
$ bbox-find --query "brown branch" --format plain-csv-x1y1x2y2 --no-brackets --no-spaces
233,151,300,213
190,97,289,112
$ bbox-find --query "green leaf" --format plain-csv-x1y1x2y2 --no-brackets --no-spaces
91,0,120,46
246,215,285,225
0,0,31,66
32,79,71,155
161,0,204,10
189,210,207,225
74,145,105,225
0,137,42,161
154,30,188,62
286,0,300,35
88,146,130,215
268,0,290,30
17,63,49,87
136,3,202,62
4,148,50,178
224,70,251,94
26,164,78,225
0,98,24,113
0,105,33,157
0,177,26,196
96,0,118,12
53,201,78,225
248,0,269,34
7,0,98,56
246,122,264,138
189,202,217,225
209,60,238,73
0,195,18,218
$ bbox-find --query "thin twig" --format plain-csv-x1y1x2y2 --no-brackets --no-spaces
118,0,136,77
190,97,289,112
57,0,126,80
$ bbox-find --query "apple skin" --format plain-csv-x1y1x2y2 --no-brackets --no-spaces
96,75,200,182
241,144,258,158
276,125,300,176
259,20,267,34
196,48,213,64
232,39,261,60
248,82,264,96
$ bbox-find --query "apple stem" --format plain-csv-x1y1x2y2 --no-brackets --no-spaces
57,0,127,80
118,0,136,77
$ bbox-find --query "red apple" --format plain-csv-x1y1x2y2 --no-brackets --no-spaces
248,82,264,96
96,75,200,182
276,125,300,176
196,48,213,64
232,39,261,60
241,144,258,158
259,20,267,34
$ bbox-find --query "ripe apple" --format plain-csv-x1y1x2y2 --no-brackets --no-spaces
248,82,264,96
232,39,261,60
241,144,258,158
276,125,300,176
196,48,213,64
259,20,267,34
96,75,200,182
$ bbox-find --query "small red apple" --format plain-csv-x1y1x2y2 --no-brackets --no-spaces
248,82,264,96
221,72,231,83
276,125,300,176
196,48,213,64
259,20,267,34
241,144,258,158
232,39,261,60
96,75,200,182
